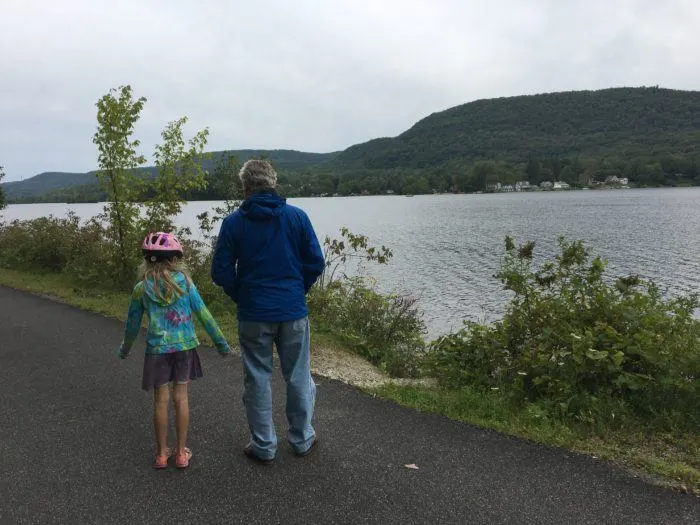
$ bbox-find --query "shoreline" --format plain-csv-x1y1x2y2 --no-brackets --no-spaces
5,183,700,206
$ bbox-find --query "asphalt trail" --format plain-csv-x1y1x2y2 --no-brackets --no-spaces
0,286,697,524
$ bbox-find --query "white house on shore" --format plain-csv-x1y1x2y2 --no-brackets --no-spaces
604,175,629,186
553,181,571,190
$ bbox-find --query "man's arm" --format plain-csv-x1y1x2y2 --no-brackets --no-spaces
300,212,325,293
211,216,239,302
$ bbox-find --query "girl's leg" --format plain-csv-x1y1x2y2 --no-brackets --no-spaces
153,384,170,456
172,382,189,456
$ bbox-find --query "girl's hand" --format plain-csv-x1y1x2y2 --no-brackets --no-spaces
219,345,233,357
117,346,130,359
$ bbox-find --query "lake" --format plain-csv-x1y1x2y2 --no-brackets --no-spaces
3,188,700,337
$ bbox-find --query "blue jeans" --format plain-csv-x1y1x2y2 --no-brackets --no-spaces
238,317,316,459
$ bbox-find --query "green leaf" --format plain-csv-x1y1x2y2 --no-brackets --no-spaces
585,348,609,360
612,351,625,366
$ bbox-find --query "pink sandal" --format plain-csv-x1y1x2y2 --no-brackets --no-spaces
153,447,174,469
175,448,193,469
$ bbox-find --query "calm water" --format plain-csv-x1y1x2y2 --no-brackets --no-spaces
4,188,700,337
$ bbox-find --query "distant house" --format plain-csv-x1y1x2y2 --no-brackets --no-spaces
486,182,502,192
386,189,395,195
553,181,570,190
515,181,531,191
604,175,629,186
501,184,515,192
540,181,553,189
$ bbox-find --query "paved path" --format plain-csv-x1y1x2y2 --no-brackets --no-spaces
0,286,698,524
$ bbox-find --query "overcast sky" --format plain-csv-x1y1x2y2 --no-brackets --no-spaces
1,0,699,181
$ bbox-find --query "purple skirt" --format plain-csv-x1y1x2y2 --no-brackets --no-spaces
142,349,203,391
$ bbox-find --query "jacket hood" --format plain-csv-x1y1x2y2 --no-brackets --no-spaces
143,271,189,306
240,192,286,221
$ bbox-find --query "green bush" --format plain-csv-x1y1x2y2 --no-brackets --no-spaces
64,217,131,289
0,214,139,289
0,214,233,302
427,236,700,430
309,276,425,377
308,227,424,377
0,214,83,272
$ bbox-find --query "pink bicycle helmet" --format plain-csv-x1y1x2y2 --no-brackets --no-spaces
142,232,184,261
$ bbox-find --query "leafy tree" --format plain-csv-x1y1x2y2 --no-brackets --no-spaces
144,117,210,231
402,175,431,194
0,165,6,210
317,227,392,289
538,167,553,182
196,152,242,240
525,159,540,182
337,178,361,196
190,152,242,309
92,85,147,283
559,165,577,186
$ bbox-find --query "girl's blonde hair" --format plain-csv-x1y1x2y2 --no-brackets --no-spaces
138,258,191,303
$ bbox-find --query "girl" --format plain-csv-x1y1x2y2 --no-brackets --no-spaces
118,232,231,469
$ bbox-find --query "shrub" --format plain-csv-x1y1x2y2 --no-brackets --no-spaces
64,217,133,289
427,236,700,430
309,276,425,377
0,214,82,272
309,227,425,377
0,214,137,289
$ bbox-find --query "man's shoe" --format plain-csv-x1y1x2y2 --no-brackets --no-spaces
295,437,319,457
243,444,274,465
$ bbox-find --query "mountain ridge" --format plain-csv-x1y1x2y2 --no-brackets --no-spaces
4,86,700,200
3,149,339,199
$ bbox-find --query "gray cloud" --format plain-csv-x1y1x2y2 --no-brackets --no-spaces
1,0,699,180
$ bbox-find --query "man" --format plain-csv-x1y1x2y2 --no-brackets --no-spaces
211,159,325,464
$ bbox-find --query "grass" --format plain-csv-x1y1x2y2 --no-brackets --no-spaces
0,267,347,355
372,383,700,494
0,268,240,347
1,267,698,494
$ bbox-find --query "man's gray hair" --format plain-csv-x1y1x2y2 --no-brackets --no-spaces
238,159,277,192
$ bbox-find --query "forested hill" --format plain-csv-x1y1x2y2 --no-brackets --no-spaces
2,172,93,199
334,87,700,169
5,87,700,202
3,149,338,200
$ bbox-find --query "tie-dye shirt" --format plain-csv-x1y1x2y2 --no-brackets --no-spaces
119,271,231,356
